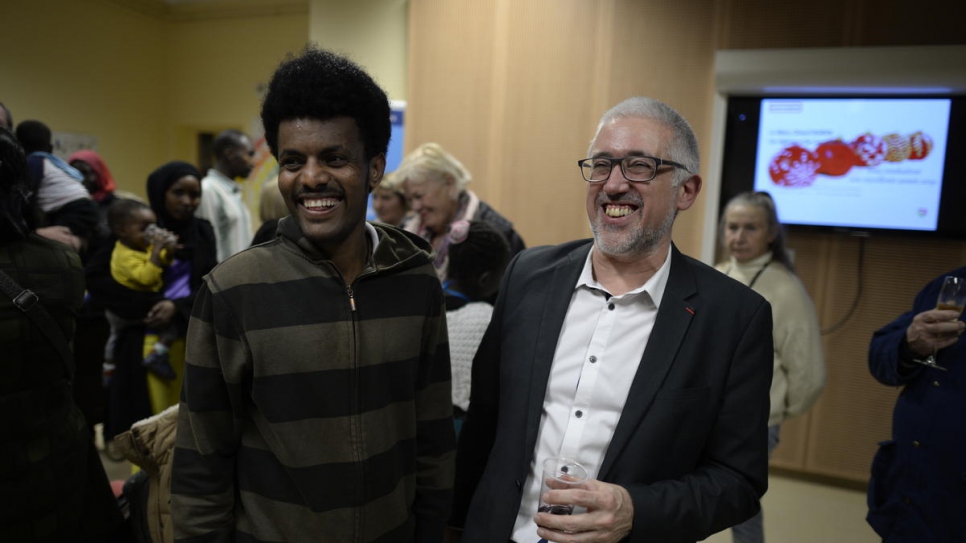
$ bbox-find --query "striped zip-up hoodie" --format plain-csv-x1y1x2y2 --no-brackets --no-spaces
171,216,455,543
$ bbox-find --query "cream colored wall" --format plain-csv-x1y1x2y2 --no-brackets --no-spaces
0,0,167,197
166,13,309,163
0,0,309,199
308,0,408,101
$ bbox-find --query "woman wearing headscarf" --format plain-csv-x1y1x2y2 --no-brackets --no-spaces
69,150,117,203
67,150,132,253
0,127,123,542
86,161,216,442
142,161,217,411
394,142,525,281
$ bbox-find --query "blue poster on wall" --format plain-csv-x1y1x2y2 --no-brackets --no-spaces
367,101,405,221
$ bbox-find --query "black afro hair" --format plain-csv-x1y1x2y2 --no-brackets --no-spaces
260,46,391,161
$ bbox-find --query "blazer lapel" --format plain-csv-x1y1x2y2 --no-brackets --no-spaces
523,243,591,456
598,245,697,479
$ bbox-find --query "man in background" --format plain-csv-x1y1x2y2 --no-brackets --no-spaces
451,97,774,543
195,128,255,261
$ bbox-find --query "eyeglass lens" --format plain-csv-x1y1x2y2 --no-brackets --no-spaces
582,157,658,182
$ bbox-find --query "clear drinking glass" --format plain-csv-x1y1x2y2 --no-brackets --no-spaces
536,457,588,542
911,275,966,371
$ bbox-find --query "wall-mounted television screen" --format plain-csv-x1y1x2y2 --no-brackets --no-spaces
720,95,966,239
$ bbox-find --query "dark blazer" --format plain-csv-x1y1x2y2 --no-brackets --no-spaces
452,240,774,543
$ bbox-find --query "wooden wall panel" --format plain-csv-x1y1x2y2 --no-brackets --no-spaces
772,232,966,480
407,0,498,202
493,0,606,247
604,0,716,257
804,237,966,480
407,0,718,252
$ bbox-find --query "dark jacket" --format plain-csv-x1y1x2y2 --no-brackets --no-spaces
172,217,456,543
867,266,966,543
473,200,525,258
0,234,121,542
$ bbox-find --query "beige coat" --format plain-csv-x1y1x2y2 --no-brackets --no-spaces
116,404,179,543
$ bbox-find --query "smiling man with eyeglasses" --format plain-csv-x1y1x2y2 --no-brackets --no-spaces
451,97,774,543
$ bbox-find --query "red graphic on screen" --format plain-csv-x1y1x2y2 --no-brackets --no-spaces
769,145,820,187
850,133,887,167
769,131,932,187
908,131,933,160
815,140,857,177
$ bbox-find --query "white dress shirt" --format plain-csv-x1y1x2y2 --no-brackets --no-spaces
510,245,672,543
196,168,253,262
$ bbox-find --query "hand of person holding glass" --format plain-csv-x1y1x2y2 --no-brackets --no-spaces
535,474,634,543
905,276,966,370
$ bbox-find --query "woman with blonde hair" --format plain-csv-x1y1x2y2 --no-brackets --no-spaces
395,142,524,280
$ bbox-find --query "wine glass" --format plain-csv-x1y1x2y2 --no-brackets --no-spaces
911,275,966,371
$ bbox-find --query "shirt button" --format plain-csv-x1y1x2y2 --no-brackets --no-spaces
912,440,921,448
933,381,940,387
589,356,597,363
608,303,615,310
575,410,583,418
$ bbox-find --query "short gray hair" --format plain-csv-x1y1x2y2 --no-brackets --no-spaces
591,97,700,186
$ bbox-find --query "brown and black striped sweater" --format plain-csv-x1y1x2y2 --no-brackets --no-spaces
171,217,456,543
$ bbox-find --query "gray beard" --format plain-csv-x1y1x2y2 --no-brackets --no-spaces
590,204,677,258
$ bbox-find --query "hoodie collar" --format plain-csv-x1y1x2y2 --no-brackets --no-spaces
277,216,432,273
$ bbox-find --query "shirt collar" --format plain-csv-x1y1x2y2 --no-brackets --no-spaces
206,168,241,193
575,244,673,308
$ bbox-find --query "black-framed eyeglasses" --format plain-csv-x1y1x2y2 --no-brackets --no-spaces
577,155,691,183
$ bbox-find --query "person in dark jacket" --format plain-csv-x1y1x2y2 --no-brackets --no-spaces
867,267,966,542
395,142,524,281
0,126,122,542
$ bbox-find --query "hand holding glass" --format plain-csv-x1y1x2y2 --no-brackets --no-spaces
536,457,588,542
912,275,966,371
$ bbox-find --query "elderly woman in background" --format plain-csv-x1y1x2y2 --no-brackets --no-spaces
716,190,827,543
371,171,409,227
395,142,525,280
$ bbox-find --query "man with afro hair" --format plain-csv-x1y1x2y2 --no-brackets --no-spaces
172,46,456,543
